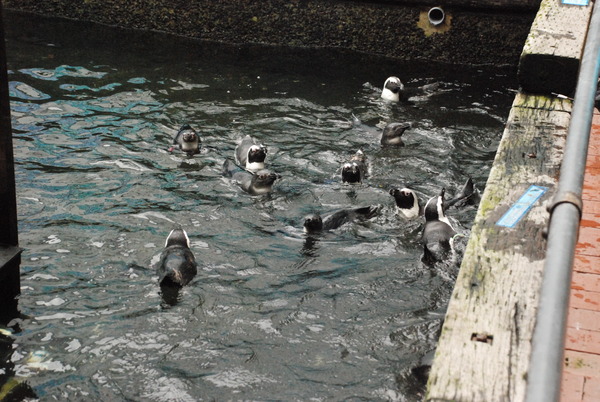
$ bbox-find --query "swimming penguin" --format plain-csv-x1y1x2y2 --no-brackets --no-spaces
341,150,367,184
422,189,456,264
156,228,197,287
389,187,422,219
389,178,476,220
169,124,200,156
381,76,404,102
381,122,411,146
303,205,381,234
235,135,267,172
222,159,278,195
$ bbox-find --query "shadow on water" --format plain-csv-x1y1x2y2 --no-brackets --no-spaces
4,9,517,401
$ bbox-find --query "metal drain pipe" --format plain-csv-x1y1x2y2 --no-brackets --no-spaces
427,7,445,26
526,2,600,402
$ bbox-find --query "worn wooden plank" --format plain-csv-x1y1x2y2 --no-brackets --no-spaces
518,0,593,97
426,93,571,401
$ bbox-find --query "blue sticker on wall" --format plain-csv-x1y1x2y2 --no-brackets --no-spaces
496,185,548,228
561,0,590,5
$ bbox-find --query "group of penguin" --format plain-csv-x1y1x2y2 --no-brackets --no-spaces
156,76,477,291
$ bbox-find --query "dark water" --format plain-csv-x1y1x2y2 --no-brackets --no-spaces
3,11,517,401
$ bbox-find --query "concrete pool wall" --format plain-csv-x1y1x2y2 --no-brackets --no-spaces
4,0,539,65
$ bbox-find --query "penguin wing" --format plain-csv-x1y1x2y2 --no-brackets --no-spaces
321,210,352,231
446,178,475,208
351,205,381,220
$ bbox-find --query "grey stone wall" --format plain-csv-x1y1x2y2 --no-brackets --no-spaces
4,0,538,65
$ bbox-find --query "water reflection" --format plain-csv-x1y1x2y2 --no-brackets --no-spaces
5,10,517,401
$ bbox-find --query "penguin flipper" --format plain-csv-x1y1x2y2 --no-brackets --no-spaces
352,205,382,220
446,177,475,208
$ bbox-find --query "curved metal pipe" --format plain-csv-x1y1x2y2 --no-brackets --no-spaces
526,2,600,402
428,7,445,26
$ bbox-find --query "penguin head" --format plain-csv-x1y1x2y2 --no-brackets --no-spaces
165,228,191,248
253,169,278,187
381,76,404,102
247,144,267,164
303,213,324,233
350,149,366,163
381,122,410,146
424,189,447,222
178,127,200,154
390,188,417,209
341,162,362,183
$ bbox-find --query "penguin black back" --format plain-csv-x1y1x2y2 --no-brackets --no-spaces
422,190,456,264
157,228,197,287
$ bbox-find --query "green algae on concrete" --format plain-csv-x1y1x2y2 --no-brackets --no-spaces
426,94,572,401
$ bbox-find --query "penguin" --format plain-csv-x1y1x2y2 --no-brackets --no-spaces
381,122,411,146
341,150,367,184
422,189,456,264
156,228,197,287
303,205,381,234
389,177,476,220
381,76,404,102
235,135,267,172
389,187,422,219
169,124,200,156
222,159,278,195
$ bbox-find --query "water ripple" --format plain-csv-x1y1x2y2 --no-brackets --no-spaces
6,11,517,401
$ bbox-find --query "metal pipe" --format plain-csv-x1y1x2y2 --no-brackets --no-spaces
526,2,600,401
428,7,445,26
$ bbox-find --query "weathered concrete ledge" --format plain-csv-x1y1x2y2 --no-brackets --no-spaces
518,0,594,97
427,0,595,399
4,0,538,65
426,93,571,401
